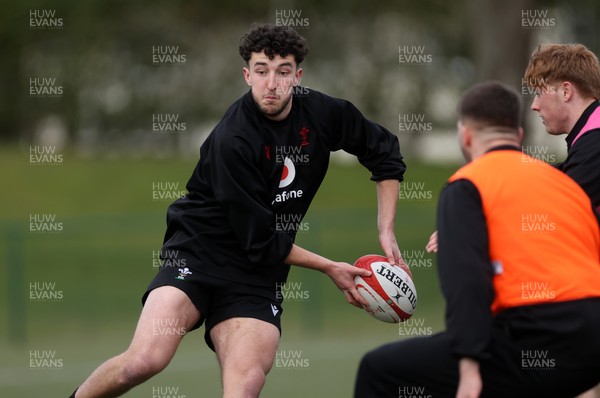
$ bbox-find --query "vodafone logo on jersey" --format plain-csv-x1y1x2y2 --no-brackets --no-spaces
273,157,303,204
279,157,296,188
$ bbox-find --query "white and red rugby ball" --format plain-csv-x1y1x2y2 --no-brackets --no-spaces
354,254,417,323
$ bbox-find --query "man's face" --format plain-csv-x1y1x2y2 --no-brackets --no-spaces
243,52,302,121
530,84,570,135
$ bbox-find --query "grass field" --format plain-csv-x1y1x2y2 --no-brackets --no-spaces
0,147,458,397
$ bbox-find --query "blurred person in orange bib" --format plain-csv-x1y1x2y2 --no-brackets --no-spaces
355,82,600,398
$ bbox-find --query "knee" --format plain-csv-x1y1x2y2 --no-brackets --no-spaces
241,366,267,391
355,351,383,398
224,364,267,397
118,350,170,386
356,348,402,398
358,349,381,379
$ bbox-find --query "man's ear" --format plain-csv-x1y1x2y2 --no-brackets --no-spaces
457,120,473,162
294,68,303,85
459,121,472,148
516,127,524,145
561,81,574,102
243,66,252,86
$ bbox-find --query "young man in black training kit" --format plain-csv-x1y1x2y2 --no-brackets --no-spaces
525,43,600,212
70,24,406,397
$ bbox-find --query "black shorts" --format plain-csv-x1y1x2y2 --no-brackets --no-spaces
142,266,283,351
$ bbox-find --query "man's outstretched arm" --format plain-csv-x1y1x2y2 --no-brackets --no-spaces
284,244,371,308
377,179,404,265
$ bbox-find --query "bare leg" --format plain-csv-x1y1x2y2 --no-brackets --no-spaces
578,384,600,398
210,317,280,398
75,286,201,398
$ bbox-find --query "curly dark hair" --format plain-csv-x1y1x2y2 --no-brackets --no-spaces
239,23,309,65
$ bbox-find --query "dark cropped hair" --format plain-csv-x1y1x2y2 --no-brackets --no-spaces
239,23,309,65
459,81,522,131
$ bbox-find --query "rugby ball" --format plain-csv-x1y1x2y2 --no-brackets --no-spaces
354,254,417,323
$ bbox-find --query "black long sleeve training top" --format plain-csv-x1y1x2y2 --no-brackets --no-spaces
556,100,600,208
159,88,406,287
